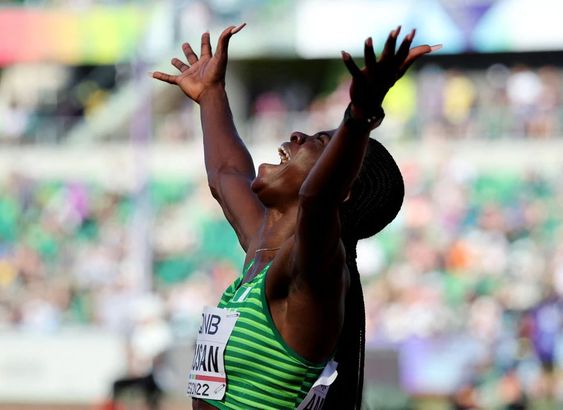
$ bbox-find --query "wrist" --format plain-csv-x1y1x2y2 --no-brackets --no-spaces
197,82,226,104
344,103,385,131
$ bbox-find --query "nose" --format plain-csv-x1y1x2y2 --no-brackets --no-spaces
290,131,307,144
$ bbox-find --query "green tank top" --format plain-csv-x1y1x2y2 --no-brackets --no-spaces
202,260,327,409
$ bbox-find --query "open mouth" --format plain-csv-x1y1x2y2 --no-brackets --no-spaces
278,144,291,164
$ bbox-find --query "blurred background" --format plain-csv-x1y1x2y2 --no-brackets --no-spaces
0,0,562,409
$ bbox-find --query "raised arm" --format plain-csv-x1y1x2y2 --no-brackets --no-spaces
296,28,437,277
152,25,264,250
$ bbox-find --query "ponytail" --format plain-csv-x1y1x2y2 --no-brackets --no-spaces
324,241,366,409
323,137,404,409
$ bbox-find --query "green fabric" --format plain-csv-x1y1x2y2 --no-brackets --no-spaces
203,260,326,409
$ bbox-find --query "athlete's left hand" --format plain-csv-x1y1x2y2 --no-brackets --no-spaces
342,27,441,119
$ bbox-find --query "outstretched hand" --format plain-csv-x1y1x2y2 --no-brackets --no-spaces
152,23,246,103
342,27,441,119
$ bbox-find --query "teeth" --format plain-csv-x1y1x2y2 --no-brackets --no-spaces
278,146,290,163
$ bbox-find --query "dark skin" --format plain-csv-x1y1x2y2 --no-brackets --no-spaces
153,24,438,409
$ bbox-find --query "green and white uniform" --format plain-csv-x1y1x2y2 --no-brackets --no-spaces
202,260,327,409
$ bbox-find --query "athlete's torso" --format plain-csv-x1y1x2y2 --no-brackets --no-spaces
197,260,327,409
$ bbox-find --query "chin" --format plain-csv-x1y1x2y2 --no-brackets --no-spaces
250,176,271,202
250,178,260,193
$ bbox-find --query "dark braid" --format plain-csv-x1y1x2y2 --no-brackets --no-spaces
324,138,404,409
324,241,366,410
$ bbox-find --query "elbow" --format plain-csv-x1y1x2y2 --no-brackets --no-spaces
298,192,339,214
206,172,221,200
299,186,346,208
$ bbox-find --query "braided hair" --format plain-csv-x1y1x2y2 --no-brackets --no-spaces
324,138,404,409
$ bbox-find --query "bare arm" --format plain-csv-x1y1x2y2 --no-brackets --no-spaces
199,85,264,250
296,28,437,280
152,25,264,250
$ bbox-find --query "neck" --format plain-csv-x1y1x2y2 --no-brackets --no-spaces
253,206,298,253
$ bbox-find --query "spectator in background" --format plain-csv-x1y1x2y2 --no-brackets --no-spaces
443,70,477,138
507,65,542,137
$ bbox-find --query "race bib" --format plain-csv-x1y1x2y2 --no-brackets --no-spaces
297,360,338,410
187,306,239,400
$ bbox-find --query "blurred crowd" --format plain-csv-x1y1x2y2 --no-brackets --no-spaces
0,173,243,369
0,156,562,405
1,62,562,143
1,60,563,408
363,161,563,407
246,63,563,143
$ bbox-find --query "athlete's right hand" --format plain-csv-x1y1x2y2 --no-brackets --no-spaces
152,23,245,103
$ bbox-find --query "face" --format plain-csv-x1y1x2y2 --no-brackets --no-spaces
251,130,335,205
